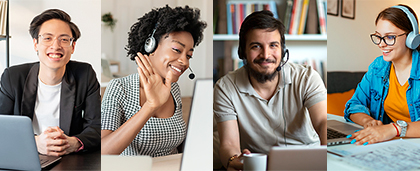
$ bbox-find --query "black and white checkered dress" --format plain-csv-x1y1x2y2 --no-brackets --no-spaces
101,73,187,157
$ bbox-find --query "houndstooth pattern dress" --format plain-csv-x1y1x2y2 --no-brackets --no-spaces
101,73,187,157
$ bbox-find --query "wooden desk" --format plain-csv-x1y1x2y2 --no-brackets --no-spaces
152,153,182,171
47,150,100,170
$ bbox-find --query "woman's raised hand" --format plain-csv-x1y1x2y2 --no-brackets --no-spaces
135,52,173,110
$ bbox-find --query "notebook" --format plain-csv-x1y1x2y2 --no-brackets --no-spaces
267,145,327,170
180,79,213,171
0,115,61,170
327,120,363,146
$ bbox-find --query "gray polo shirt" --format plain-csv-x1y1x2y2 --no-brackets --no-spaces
213,62,326,154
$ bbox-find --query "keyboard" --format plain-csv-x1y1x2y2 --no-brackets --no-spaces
327,128,348,139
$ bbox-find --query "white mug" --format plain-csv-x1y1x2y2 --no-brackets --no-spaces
243,153,267,171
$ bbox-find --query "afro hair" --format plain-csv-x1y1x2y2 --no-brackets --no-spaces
125,5,207,60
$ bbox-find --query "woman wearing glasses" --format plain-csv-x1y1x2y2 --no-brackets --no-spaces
101,5,206,156
345,4,420,145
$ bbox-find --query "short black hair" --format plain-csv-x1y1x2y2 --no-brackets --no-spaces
125,5,207,60
29,9,81,42
238,10,285,60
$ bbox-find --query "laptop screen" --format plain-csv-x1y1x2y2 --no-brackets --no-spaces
0,115,42,170
180,79,213,171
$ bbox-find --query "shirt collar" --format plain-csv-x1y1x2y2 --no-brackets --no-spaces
375,50,420,80
410,50,420,79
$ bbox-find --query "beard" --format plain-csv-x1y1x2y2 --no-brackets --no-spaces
244,58,279,83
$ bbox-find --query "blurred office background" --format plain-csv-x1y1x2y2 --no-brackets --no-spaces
0,0,101,81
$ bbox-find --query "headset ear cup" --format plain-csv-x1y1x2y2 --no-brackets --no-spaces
238,46,243,60
406,31,420,49
144,36,157,53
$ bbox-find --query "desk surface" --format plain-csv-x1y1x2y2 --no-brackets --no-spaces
327,114,420,170
46,150,100,170
152,153,182,171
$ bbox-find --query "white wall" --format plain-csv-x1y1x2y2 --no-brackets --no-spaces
328,0,420,72
0,0,101,81
101,0,213,97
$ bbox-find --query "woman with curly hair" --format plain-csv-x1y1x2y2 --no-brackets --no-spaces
101,5,206,156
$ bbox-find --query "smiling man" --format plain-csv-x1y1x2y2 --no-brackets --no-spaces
214,10,327,170
0,9,100,156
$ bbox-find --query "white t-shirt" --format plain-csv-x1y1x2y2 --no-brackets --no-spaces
33,78,61,135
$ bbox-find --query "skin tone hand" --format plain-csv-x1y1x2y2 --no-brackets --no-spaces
350,113,383,128
135,52,174,111
227,149,251,171
363,119,383,128
101,52,175,155
35,126,81,156
347,124,398,145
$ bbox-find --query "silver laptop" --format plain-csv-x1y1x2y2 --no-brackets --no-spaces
0,115,61,170
267,146,327,170
180,79,213,171
327,120,363,146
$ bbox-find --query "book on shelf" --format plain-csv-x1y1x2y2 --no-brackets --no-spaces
297,0,310,35
284,0,294,34
226,1,278,35
304,0,319,34
216,0,228,34
289,0,302,35
284,0,327,35
316,0,327,34
0,0,7,36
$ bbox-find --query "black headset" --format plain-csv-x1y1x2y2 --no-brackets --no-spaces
143,22,195,79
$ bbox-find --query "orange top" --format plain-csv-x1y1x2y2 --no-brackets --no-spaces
384,64,411,122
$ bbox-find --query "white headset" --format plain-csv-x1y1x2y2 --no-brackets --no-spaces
391,6,420,49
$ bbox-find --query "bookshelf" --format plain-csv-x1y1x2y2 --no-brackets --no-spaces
213,0,327,84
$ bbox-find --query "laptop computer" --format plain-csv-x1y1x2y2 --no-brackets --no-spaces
0,115,61,170
180,79,213,171
327,120,363,146
267,146,327,170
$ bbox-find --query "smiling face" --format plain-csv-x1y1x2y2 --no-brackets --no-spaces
244,29,282,82
149,31,194,83
375,19,411,62
34,19,75,73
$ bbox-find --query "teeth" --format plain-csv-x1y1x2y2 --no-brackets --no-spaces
171,65,181,73
383,50,390,53
48,54,61,58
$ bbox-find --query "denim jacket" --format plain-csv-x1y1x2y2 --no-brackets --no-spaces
344,50,420,124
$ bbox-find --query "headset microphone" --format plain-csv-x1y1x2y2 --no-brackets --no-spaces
188,67,195,80
276,49,289,71
276,65,282,72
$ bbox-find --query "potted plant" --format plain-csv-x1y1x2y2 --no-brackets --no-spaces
102,12,117,31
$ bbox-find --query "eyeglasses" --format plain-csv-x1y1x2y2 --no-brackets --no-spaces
370,33,406,46
38,34,74,47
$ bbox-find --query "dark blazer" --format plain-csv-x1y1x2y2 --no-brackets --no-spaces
0,60,100,151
